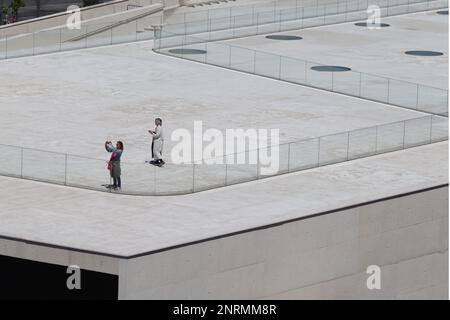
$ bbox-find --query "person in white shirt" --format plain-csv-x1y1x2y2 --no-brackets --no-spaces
148,118,165,166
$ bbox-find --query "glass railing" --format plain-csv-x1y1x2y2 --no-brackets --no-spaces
0,114,447,195
162,0,448,39
154,30,449,116
168,0,390,26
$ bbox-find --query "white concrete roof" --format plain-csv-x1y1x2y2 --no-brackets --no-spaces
0,141,447,257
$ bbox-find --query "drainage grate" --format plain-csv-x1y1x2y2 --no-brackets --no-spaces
405,50,444,56
354,22,390,27
168,49,207,55
311,66,351,72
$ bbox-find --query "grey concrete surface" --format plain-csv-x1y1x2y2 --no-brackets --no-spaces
0,141,447,257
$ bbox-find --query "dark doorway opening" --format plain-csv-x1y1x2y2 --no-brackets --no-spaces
0,254,118,300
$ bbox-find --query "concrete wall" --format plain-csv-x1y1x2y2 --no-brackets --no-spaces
0,238,120,275
118,186,448,299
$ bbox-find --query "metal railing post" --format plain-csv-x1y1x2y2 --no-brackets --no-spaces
447,91,449,115
278,10,282,32
85,26,88,48
345,0,348,21
273,4,276,23
64,154,68,185
32,32,35,55
304,61,308,84
225,161,228,186
257,148,260,179
135,20,138,41
287,142,291,172
278,55,282,79
301,7,304,29
256,13,259,34
192,164,196,192
375,125,379,154
346,131,350,160
402,120,406,149
208,18,212,41
331,71,334,91
359,72,362,97
317,137,321,166
387,78,391,103
20,147,23,178
252,4,255,25
429,115,433,143
416,83,419,110
154,165,156,194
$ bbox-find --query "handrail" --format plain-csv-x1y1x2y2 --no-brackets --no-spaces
162,0,447,33
0,0,446,61
65,5,164,42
